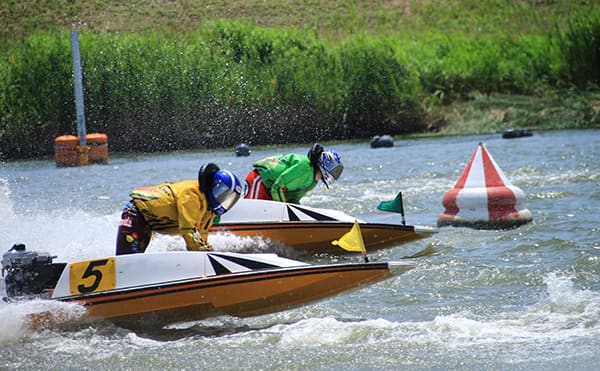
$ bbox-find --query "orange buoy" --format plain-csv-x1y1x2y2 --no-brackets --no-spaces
54,135,80,167
86,133,108,164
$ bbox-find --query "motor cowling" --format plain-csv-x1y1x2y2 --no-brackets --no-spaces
1,244,65,299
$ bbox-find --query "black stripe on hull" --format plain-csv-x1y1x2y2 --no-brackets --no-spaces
286,205,339,221
211,222,415,232
209,253,280,270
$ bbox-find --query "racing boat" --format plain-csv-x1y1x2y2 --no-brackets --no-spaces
1,244,413,327
209,198,436,252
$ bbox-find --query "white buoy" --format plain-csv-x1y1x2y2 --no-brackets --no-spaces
437,142,532,229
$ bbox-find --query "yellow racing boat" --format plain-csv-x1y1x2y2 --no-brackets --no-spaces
210,199,436,252
1,244,413,327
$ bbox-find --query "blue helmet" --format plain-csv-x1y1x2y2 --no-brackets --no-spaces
208,170,243,215
319,150,343,187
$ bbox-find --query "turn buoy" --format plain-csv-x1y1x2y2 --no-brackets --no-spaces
437,142,532,229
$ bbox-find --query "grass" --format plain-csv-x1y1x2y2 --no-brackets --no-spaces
1,1,599,160
2,0,596,46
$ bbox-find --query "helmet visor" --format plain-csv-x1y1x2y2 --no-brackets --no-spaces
319,159,343,187
320,166,343,187
212,180,241,214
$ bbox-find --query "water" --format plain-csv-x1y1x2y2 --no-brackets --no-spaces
1,130,598,370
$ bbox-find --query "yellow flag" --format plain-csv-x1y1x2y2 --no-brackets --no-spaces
331,220,367,254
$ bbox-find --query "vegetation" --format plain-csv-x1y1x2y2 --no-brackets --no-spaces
1,1,599,160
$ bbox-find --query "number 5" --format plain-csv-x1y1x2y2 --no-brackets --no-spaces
78,259,108,293
69,258,116,295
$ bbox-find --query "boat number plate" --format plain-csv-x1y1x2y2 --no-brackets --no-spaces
69,258,116,295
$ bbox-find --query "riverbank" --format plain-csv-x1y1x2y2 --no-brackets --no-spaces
421,91,600,137
1,1,599,160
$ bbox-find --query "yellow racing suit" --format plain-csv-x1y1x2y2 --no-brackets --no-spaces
129,180,215,251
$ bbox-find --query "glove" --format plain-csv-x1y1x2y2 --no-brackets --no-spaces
185,230,213,251
195,240,213,252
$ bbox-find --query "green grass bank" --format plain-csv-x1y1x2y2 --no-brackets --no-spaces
1,1,600,160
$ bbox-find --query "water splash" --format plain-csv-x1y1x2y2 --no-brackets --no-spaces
0,177,13,219
0,299,88,345
219,272,600,359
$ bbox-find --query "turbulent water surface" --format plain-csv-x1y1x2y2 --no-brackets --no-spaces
1,130,598,370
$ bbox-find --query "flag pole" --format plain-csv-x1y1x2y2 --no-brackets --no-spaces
356,220,369,262
398,192,406,226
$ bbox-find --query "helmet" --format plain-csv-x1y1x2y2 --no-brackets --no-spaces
307,143,324,168
319,150,343,187
208,170,243,215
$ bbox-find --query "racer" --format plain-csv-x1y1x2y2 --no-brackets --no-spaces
245,143,343,204
116,163,243,255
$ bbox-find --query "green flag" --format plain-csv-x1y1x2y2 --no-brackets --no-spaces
377,192,405,214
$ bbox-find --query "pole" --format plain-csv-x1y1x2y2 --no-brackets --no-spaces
399,192,406,226
71,31,87,147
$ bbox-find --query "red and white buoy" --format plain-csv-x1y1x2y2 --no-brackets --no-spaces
437,142,532,229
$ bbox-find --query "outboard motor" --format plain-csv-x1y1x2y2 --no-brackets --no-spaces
1,244,66,299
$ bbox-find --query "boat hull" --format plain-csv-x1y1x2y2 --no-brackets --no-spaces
211,222,433,252
60,262,407,324
210,199,436,252
6,250,413,328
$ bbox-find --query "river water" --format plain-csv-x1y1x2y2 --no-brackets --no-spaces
1,129,598,370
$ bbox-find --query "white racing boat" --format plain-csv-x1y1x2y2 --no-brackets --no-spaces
1,244,413,328
210,198,436,252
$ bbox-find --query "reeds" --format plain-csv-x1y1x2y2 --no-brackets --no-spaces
1,12,599,160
